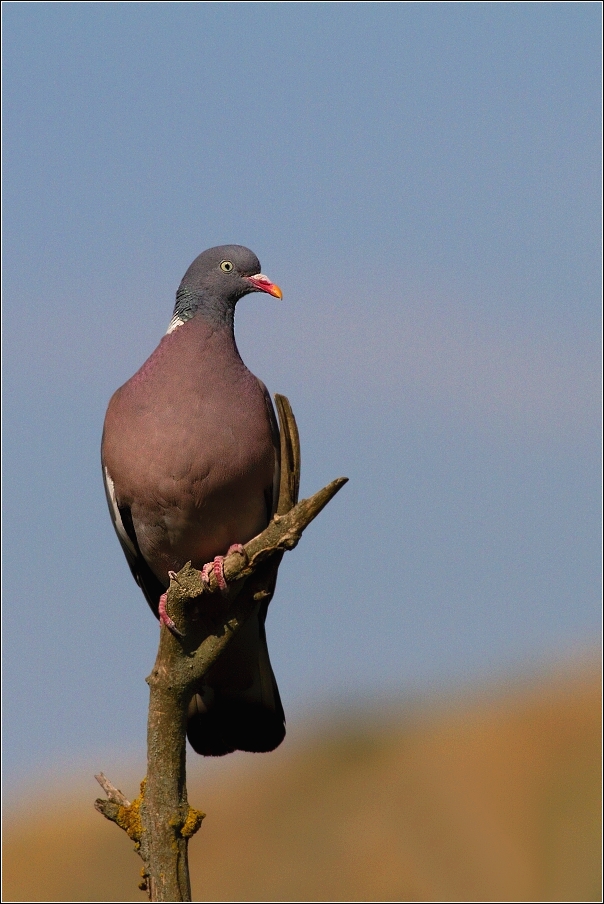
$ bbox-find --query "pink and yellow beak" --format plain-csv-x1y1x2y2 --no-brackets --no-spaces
245,274,283,299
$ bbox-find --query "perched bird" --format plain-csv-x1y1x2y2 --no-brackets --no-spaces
101,245,286,756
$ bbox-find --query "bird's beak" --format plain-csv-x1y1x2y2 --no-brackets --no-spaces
245,274,283,299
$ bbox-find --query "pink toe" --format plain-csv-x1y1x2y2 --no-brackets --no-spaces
213,556,228,594
201,562,213,587
158,591,183,638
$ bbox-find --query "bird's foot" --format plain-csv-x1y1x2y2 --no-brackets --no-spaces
200,544,248,597
158,572,185,638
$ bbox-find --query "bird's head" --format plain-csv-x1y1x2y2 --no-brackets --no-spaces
168,245,282,333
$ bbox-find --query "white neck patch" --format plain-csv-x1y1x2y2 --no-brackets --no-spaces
166,315,186,335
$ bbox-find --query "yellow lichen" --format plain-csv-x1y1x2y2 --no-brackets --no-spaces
181,806,205,838
115,777,146,844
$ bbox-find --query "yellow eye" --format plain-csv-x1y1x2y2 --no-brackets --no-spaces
220,260,234,273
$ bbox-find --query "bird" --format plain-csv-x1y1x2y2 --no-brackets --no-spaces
101,244,286,756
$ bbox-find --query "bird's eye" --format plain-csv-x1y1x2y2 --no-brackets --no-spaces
220,260,234,273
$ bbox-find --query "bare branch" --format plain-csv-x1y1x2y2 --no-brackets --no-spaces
94,772,131,807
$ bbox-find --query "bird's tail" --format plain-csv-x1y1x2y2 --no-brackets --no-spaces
186,602,285,756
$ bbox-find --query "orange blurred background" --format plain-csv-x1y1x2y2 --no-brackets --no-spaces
3,656,600,902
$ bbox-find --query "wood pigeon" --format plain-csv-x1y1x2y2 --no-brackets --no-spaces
101,245,286,756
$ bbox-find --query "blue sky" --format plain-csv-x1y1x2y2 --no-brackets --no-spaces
3,2,601,785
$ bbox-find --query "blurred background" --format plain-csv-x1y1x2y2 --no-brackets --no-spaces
3,3,601,901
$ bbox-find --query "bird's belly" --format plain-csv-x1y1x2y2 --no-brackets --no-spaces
162,483,267,571
130,441,272,582
102,360,276,585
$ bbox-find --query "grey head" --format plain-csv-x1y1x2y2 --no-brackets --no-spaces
168,245,282,333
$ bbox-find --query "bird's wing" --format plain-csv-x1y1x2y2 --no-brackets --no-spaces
102,460,166,615
259,379,281,521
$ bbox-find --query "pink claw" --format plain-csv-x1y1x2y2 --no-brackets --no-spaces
213,556,229,595
158,590,184,639
200,562,213,587
199,544,248,597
